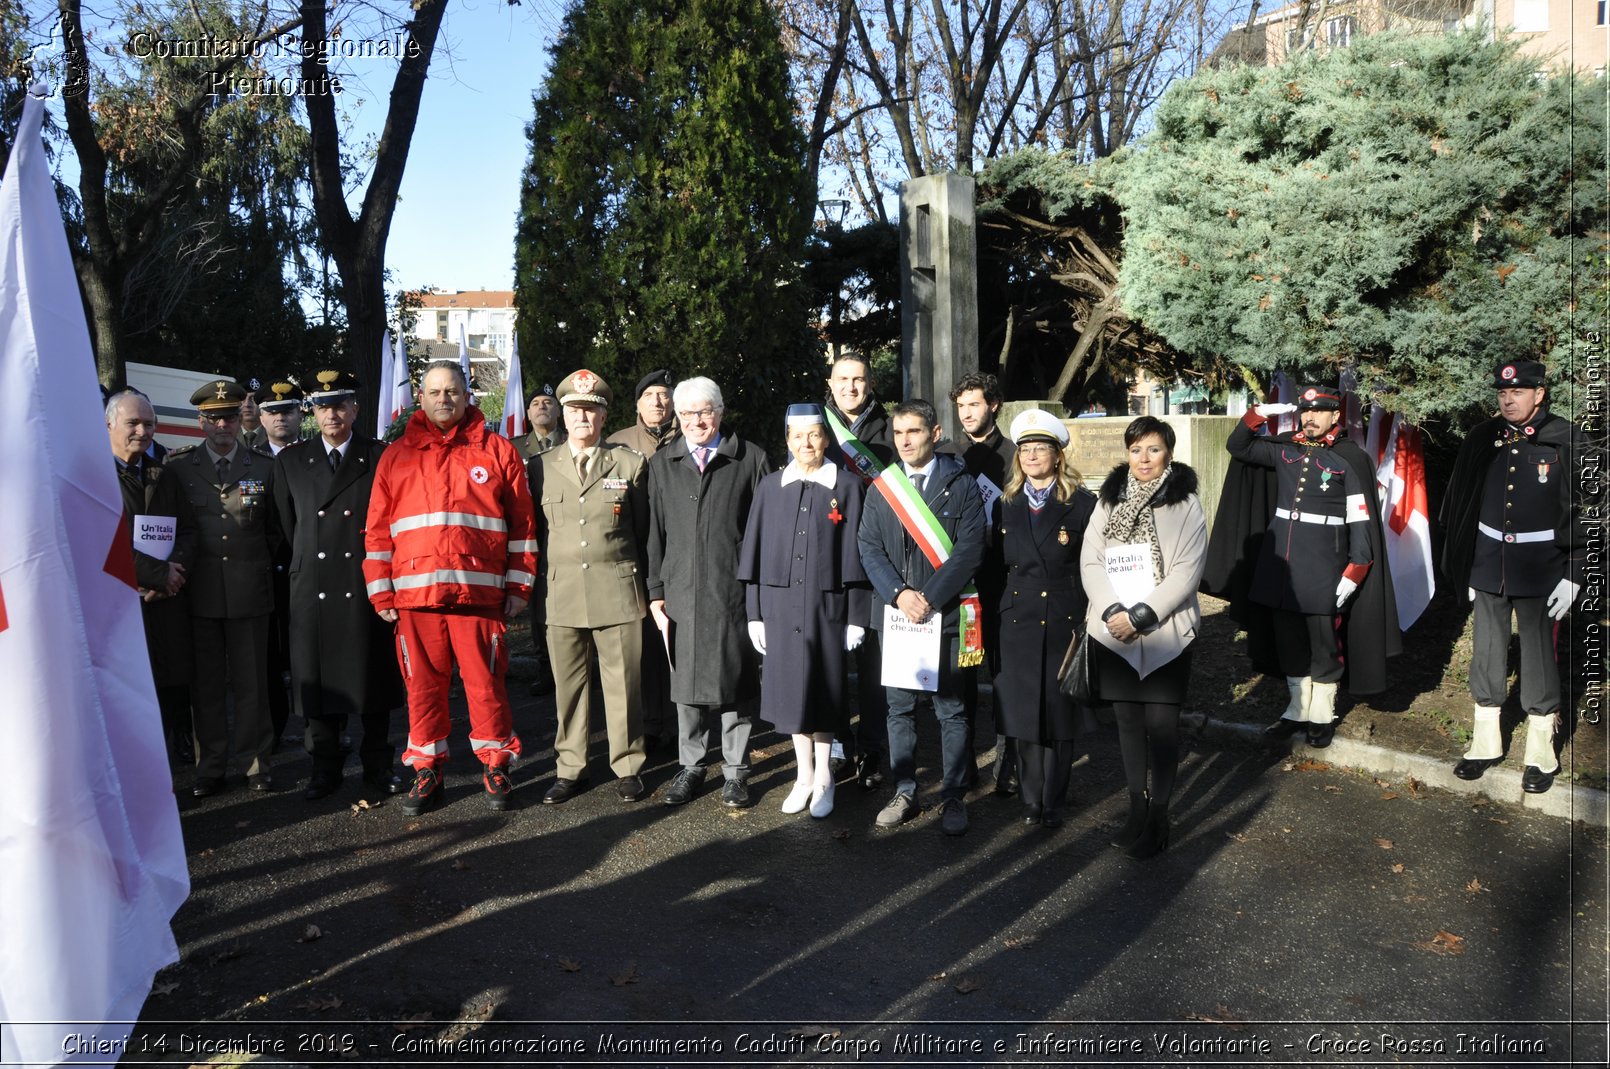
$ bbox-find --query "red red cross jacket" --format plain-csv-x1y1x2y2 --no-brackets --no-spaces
364,407,538,612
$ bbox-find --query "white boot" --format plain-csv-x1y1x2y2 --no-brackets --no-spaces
1285,676,1312,722
782,735,813,814
810,738,835,818
1305,681,1338,746
1523,713,1560,775
1464,705,1503,761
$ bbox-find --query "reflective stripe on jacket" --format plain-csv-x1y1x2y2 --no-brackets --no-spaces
364,407,538,611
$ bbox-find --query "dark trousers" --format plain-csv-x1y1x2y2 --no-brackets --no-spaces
1471,590,1559,715
885,638,968,800
306,710,392,778
192,614,273,778
266,605,291,741
838,631,887,759
1017,739,1074,813
1272,608,1344,683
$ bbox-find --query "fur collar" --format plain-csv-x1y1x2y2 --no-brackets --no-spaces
1098,462,1198,508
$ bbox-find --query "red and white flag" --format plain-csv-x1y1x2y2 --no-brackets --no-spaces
376,330,396,439
499,333,524,439
389,331,413,426
458,320,471,384
1369,406,1436,630
0,88,189,1064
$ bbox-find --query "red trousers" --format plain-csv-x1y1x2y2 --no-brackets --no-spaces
395,607,520,770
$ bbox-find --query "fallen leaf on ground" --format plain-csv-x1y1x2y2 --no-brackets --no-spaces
1293,758,1330,772
294,994,343,1011
299,924,323,943
350,799,377,814
1323,785,1342,793
1466,878,1488,895
832,829,851,841
1415,929,1466,955
450,859,471,871
1281,761,1295,772
1391,863,1405,874
1226,831,1249,843
1375,837,1394,850
1380,791,1399,800
1003,936,1035,949
1281,826,1292,834
558,958,582,972
1406,777,1425,796
610,964,639,987
150,981,178,996
928,971,948,982
954,977,980,994
1185,1005,1247,1030
1489,817,1510,825
405,821,422,832
394,1012,432,1032
1373,778,1392,789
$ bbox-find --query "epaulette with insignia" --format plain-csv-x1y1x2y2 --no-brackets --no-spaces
168,444,199,458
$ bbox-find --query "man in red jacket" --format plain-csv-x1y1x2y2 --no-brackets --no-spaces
364,361,538,815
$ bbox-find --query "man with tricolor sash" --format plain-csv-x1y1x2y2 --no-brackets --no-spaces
856,399,988,836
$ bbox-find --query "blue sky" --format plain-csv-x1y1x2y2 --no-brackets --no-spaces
370,1,562,295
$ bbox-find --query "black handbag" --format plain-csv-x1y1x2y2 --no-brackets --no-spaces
1057,631,1093,703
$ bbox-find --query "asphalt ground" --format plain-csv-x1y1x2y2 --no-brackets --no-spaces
110,672,1609,1069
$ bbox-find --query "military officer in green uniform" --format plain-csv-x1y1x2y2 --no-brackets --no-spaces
529,369,652,804
167,379,278,796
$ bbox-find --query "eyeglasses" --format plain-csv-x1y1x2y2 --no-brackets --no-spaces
677,408,717,421
201,413,241,425
1016,443,1056,457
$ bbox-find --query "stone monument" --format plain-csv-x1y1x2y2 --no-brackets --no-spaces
900,173,978,444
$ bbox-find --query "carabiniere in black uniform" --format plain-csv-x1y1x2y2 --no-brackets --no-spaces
1440,359,1586,795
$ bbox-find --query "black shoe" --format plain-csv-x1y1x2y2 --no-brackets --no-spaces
542,777,587,805
1522,765,1558,794
1454,757,1501,781
362,769,407,795
664,767,703,806
1112,792,1148,849
247,773,276,792
721,779,753,809
1041,808,1063,830
304,774,342,801
992,774,1020,797
1306,722,1336,748
1126,808,1170,860
172,735,195,766
484,765,514,811
1022,805,1042,826
1264,717,1305,740
854,754,884,791
191,776,223,798
616,775,646,802
400,768,443,817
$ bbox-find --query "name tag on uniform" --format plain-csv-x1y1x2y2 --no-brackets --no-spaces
239,478,265,495
602,478,629,491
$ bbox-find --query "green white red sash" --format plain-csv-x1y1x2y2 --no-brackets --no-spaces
825,409,984,668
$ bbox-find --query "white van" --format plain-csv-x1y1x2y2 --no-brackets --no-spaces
124,362,237,450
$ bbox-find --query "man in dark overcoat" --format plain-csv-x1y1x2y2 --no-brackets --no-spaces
823,352,894,788
256,378,302,750
1439,359,1587,794
857,399,988,837
270,369,404,800
1212,386,1400,747
167,379,278,795
107,390,197,772
647,375,772,808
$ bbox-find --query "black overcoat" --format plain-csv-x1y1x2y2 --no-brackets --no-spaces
117,457,197,688
992,487,1097,742
738,466,871,734
646,434,772,705
271,435,403,720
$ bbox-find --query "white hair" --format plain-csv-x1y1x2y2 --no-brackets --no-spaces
105,389,152,426
672,376,724,415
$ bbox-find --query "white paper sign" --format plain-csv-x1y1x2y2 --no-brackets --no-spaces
134,515,176,561
881,604,942,692
974,473,1002,516
1105,542,1156,606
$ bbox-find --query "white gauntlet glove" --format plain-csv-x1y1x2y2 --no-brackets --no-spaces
1546,578,1580,621
845,625,866,651
1255,403,1297,418
747,620,767,655
1335,576,1358,609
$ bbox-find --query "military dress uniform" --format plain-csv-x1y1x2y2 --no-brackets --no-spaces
1441,360,1586,793
168,380,278,793
271,370,405,800
1226,387,1384,744
531,370,651,802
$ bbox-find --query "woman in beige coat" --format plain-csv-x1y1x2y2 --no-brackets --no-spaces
1080,416,1207,859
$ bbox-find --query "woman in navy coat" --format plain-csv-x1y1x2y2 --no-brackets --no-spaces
738,404,870,818
992,409,1096,828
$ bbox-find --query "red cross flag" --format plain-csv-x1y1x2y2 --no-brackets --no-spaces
0,88,189,1062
